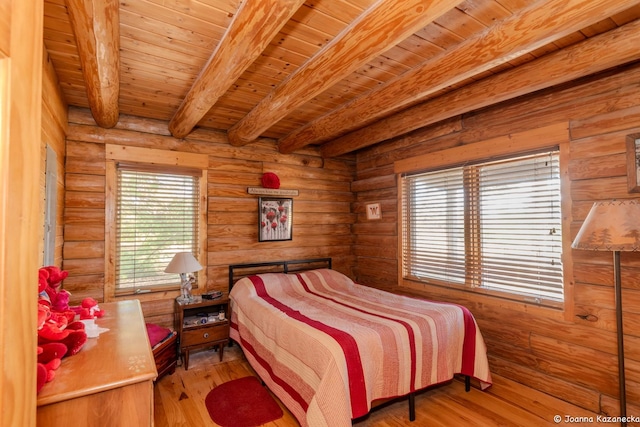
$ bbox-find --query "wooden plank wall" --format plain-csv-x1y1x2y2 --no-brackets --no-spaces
62,109,356,327
0,0,9,58
1,0,43,425
352,62,640,416
41,47,67,266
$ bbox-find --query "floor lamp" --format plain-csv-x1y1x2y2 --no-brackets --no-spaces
572,199,640,426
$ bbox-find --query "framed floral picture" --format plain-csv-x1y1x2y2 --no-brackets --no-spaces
627,133,640,193
258,197,293,241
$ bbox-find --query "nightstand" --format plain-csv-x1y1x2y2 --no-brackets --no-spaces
174,295,230,370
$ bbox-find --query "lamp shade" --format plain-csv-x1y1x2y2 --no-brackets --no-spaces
164,252,203,274
572,199,640,252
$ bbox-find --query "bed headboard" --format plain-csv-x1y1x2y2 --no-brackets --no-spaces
228,258,332,292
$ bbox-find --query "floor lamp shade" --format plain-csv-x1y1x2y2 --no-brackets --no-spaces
572,199,640,251
571,199,640,426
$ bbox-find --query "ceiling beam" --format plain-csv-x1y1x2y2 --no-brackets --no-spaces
66,0,120,128
168,0,306,139
226,0,460,147
321,18,640,157
278,0,636,154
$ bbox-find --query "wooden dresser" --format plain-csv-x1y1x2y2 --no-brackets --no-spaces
37,300,157,426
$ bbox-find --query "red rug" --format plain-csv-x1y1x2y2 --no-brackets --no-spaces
205,376,283,427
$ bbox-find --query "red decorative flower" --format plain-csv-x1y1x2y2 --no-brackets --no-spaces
271,221,278,229
262,172,280,189
280,215,287,223
266,210,276,221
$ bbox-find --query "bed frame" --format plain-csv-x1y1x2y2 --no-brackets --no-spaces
226,257,471,423
228,257,332,292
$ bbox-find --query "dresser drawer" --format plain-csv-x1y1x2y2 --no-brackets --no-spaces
181,323,229,347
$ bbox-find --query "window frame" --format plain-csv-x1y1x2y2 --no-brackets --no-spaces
401,150,564,307
104,144,208,301
394,123,573,317
43,144,58,266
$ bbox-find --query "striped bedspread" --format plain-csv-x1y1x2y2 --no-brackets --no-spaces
229,269,492,427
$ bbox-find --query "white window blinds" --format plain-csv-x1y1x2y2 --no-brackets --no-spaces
402,150,563,305
116,166,200,291
402,168,466,285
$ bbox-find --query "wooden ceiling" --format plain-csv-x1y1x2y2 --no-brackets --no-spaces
43,0,640,157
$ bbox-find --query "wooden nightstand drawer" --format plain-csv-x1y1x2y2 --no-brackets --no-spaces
182,322,229,347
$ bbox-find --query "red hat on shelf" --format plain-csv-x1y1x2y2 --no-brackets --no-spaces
261,172,280,189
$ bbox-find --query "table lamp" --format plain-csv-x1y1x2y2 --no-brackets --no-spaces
572,199,640,426
165,252,203,303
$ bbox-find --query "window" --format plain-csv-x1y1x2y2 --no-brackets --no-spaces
43,145,58,266
116,165,200,292
401,150,563,306
105,145,208,298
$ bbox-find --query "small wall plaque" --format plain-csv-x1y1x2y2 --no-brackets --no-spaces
247,187,299,196
366,203,381,220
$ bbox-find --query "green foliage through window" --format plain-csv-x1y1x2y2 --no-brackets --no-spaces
116,167,199,291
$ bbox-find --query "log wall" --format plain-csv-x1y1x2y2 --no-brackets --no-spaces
41,47,67,266
352,62,640,416
62,108,355,327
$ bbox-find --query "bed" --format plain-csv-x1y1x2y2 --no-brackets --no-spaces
228,259,492,427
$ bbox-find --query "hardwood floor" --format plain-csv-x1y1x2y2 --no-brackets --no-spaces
154,346,599,426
